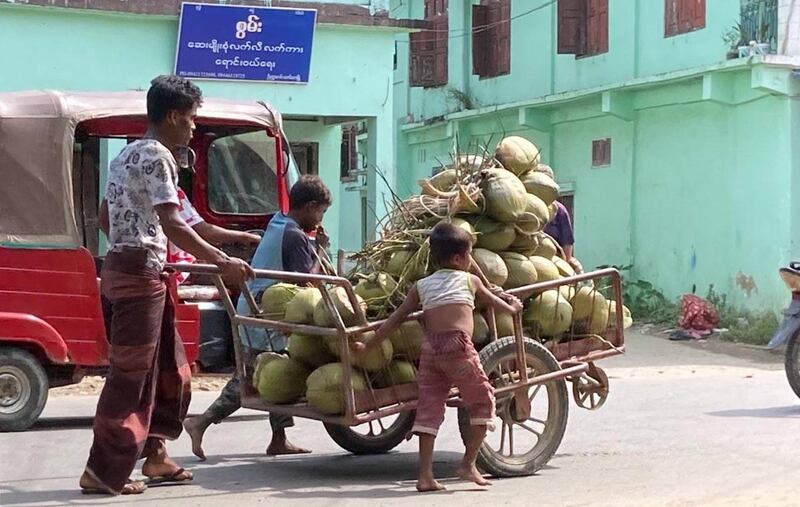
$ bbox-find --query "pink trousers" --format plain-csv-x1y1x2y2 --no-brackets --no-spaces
412,330,495,436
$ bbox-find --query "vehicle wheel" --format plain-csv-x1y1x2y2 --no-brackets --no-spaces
324,410,416,455
0,348,49,432
458,337,569,477
785,331,800,399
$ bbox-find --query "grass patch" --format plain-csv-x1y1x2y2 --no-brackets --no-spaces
706,287,778,346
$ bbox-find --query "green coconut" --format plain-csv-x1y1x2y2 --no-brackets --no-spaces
473,312,491,347
509,231,538,256
252,352,280,389
548,202,558,224
373,360,417,388
495,311,515,338
386,249,415,277
287,333,336,368
472,248,508,287
480,168,530,224
313,287,367,328
559,285,576,301
532,235,558,259
523,290,573,337
260,283,300,320
472,217,516,252
388,320,425,360
529,256,561,282
552,256,576,278
256,355,310,404
499,252,538,289
284,287,323,324
571,287,610,334
607,302,633,330
516,193,550,235
521,172,560,206
429,169,458,191
306,363,368,415
325,331,393,372
354,272,398,305
495,136,540,176
535,163,555,179
449,217,477,244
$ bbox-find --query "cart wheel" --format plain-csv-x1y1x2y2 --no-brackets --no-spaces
571,363,609,410
324,410,416,455
458,337,568,478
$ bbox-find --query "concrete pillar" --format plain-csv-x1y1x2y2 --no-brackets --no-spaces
365,114,395,239
778,0,800,55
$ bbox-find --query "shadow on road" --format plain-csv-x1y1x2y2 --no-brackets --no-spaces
29,413,268,431
1,450,515,505
707,405,800,419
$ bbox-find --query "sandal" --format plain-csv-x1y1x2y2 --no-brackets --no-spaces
81,479,147,495
145,467,193,485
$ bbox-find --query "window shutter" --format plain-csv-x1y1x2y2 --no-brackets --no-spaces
485,1,501,77
409,31,425,87
472,4,488,76
557,0,586,54
691,0,705,31
586,0,608,55
495,0,511,76
677,0,692,33
664,0,678,37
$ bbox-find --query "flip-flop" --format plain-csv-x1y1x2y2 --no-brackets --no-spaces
81,479,147,495
144,468,193,486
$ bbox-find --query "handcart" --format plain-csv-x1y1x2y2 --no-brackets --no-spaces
173,263,626,477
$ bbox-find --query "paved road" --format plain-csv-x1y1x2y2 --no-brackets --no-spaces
1,331,798,507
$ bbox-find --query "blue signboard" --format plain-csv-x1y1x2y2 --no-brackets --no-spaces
175,3,316,83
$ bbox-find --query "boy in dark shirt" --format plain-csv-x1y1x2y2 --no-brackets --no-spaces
184,175,332,460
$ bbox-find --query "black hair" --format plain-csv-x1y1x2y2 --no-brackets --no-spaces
289,174,333,210
430,222,472,267
147,75,203,124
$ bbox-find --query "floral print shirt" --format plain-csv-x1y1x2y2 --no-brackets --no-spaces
105,139,180,269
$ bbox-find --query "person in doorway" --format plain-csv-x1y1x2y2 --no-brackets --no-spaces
538,164,582,273
79,75,254,496
354,222,522,492
183,174,333,460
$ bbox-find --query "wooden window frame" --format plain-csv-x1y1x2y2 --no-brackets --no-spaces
557,0,608,58
591,138,611,167
410,0,448,88
472,0,511,79
340,126,358,181
664,0,706,38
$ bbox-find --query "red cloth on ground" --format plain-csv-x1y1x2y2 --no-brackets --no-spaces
678,294,719,338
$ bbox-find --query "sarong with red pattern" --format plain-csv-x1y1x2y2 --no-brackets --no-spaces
84,247,192,494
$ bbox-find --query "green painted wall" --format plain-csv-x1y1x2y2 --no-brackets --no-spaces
0,3,400,252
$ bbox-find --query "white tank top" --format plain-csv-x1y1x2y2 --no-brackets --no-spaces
416,269,476,311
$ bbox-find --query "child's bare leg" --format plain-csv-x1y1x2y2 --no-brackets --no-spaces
457,424,491,486
416,434,446,492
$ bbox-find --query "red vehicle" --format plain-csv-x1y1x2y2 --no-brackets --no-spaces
0,90,299,431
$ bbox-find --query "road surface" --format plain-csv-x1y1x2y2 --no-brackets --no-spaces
1,331,798,507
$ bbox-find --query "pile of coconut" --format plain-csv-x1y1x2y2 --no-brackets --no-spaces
251,136,632,415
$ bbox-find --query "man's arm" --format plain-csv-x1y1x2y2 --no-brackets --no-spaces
156,203,254,285
563,244,574,259
193,221,260,246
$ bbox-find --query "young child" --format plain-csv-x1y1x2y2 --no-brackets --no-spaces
355,222,522,492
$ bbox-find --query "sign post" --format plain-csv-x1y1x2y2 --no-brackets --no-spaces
175,3,317,83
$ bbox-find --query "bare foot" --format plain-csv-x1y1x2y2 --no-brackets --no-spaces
457,465,492,487
266,440,312,456
416,477,446,492
183,416,209,461
79,472,146,495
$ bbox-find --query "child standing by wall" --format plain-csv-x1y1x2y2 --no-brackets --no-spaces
356,222,522,492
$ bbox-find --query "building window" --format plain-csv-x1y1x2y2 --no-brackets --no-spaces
557,0,608,57
472,0,511,79
340,126,358,180
664,0,705,37
592,138,611,167
410,0,448,88
291,143,319,176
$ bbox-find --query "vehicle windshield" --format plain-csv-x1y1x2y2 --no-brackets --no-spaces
207,130,299,215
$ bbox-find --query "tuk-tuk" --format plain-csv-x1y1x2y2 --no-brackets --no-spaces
0,90,299,431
